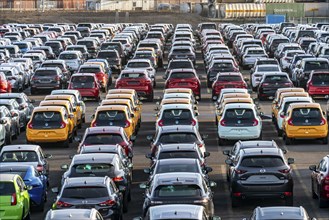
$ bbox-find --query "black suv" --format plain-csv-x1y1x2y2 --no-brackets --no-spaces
225,148,294,207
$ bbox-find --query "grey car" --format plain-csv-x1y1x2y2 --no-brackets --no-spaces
0,105,19,143
0,66,24,92
0,99,26,130
45,209,104,220
244,206,316,220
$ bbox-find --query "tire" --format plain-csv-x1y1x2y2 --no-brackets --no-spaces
322,136,328,144
319,197,329,208
312,181,318,199
122,193,128,213
153,80,156,88
63,138,70,148
12,128,18,140
285,196,293,206
277,129,283,137
284,133,292,145
23,210,31,220
128,190,131,202
96,96,101,102
207,81,212,88
258,132,262,140
218,137,225,146
5,134,12,145
82,116,86,123
36,196,45,212
147,93,154,102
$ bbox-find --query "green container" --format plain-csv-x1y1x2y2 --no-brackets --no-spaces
266,3,304,18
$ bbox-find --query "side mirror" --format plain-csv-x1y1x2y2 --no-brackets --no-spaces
143,168,151,174
69,155,74,159
204,152,210,158
139,182,148,189
287,158,295,165
309,164,317,171
154,106,159,111
130,135,136,141
25,185,33,191
60,164,68,170
223,150,230,156
131,113,135,118
29,99,35,103
145,153,153,159
202,134,208,139
146,135,153,142
225,159,233,166
0,119,7,124
69,113,74,119
204,166,213,173
212,217,221,220
195,112,199,117
44,154,52,159
74,136,82,142
162,75,166,80
209,181,217,188
163,65,167,69
133,218,142,220
51,187,59,194
128,163,133,168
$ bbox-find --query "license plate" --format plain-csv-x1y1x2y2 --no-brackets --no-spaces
179,83,188,86
128,81,139,85
225,85,234,88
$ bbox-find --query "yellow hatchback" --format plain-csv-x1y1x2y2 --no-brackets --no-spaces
90,105,135,139
282,103,328,145
26,106,73,147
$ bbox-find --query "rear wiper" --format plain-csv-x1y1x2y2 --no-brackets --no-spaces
247,165,264,168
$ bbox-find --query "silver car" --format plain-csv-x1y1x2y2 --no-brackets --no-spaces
45,209,104,220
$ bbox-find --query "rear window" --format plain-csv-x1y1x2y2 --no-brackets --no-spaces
31,111,63,129
34,70,57,77
263,75,289,82
312,74,329,86
159,133,198,144
155,163,198,174
170,72,195,79
257,60,278,66
0,151,38,162
168,61,193,69
84,134,124,145
291,108,323,126
272,39,289,47
161,109,193,126
212,63,234,70
172,49,191,53
45,42,60,48
95,110,127,127
155,185,201,197
41,63,64,69
127,62,149,68
121,73,146,78
79,67,100,73
223,109,256,127
77,41,94,48
62,186,108,199
0,182,15,195
97,51,117,58
247,50,264,55
240,156,285,167
70,163,115,177
59,54,78,60
305,61,329,71
71,76,94,89
158,151,198,160
218,75,242,82
257,66,280,72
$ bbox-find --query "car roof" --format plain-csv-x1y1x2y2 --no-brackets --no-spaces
63,176,108,187
96,105,128,111
157,158,198,165
160,104,193,110
241,148,282,156
0,164,35,172
72,73,95,77
159,125,197,133
33,106,65,112
80,145,121,153
72,153,116,164
223,103,255,109
45,209,99,220
159,143,198,151
0,99,15,104
238,140,278,148
149,204,204,219
289,102,321,109
255,206,308,220
0,93,23,98
84,126,123,134
1,144,40,152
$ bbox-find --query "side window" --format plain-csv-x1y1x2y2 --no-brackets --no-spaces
16,177,25,192
110,180,118,192
232,144,237,155
317,159,324,171
96,213,103,220
321,160,328,172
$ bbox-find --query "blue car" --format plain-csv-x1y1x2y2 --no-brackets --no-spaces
0,164,47,211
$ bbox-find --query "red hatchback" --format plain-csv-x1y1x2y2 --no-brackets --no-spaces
78,64,109,92
307,71,329,97
212,72,247,100
68,73,100,101
115,69,154,102
0,72,11,93
165,68,201,100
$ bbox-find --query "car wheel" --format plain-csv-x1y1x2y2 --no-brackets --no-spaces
147,93,154,102
23,210,31,220
319,197,329,208
312,181,317,199
128,190,131,202
82,116,86,123
218,137,225,146
284,133,292,145
12,128,17,140
96,96,101,102
122,193,128,213
36,196,45,212
285,196,293,206
153,80,156,88
322,136,328,144
277,129,283,137
63,138,70,148
207,81,212,88
258,132,262,140
231,196,241,207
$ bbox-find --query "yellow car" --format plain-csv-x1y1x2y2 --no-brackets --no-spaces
101,99,138,131
273,92,309,121
282,103,328,145
91,105,135,138
106,93,142,127
271,88,305,117
26,106,73,147
39,100,77,135
44,94,83,128
107,89,140,105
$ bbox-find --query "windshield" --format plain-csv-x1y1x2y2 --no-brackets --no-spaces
71,76,94,88
34,70,57,77
155,163,198,174
79,67,100,73
0,151,38,162
291,108,322,126
263,75,289,83
168,61,192,69
257,66,280,72
83,134,124,145
217,75,242,82
155,185,201,197
312,74,329,86
95,110,127,127
77,41,94,48
240,156,285,167
159,133,198,144
97,52,117,58
62,186,108,199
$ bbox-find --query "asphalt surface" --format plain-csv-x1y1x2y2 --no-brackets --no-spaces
12,45,329,220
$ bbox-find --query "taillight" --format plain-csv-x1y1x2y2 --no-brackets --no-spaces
56,200,72,208
99,199,116,207
36,165,43,172
284,192,293,197
287,119,293,126
279,168,291,173
252,119,259,126
11,193,17,206
91,121,97,127
158,120,164,127
197,143,203,148
124,120,130,128
112,176,124,182
60,121,66,128
235,169,247,174
191,119,196,126
320,118,326,125
27,122,33,129
220,120,226,126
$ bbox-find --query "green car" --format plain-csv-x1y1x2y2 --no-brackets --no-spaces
0,174,31,220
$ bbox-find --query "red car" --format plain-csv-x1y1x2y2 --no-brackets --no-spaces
78,64,109,92
306,71,329,97
115,69,154,102
76,126,134,159
165,68,201,100
309,155,329,208
68,73,100,101
212,72,247,100
0,72,11,93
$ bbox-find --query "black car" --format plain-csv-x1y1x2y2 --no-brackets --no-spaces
61,153,132,212
163,59,195,79
53,176,123,220
44,41,63,57
257,72,293,100
226,148,294,207
100,42,127,64
140,172,216,217
96,50,122,73
223,140,283,182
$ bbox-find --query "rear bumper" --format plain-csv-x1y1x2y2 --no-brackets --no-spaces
26,129,69,142
308,86,329,96
218,126,261,140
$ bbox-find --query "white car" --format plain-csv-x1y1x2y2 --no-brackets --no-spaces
251,64,282,90
276,96,313,136
241,47,268,69
155,103,199,130
0,123,6,146
58,51,83,72
215,88,249,104
217,103,262,144
280,49,305,71
124,59,156,79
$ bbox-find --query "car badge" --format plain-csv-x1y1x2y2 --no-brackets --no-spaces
237,120,241,124
45,123,48,127
175,120,179,124
109,122,113,126
305,119,309,123
260,169,266,173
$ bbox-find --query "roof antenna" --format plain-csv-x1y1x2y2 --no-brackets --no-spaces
174,211,177,215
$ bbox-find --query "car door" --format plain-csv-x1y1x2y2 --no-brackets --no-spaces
317,159,328,195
